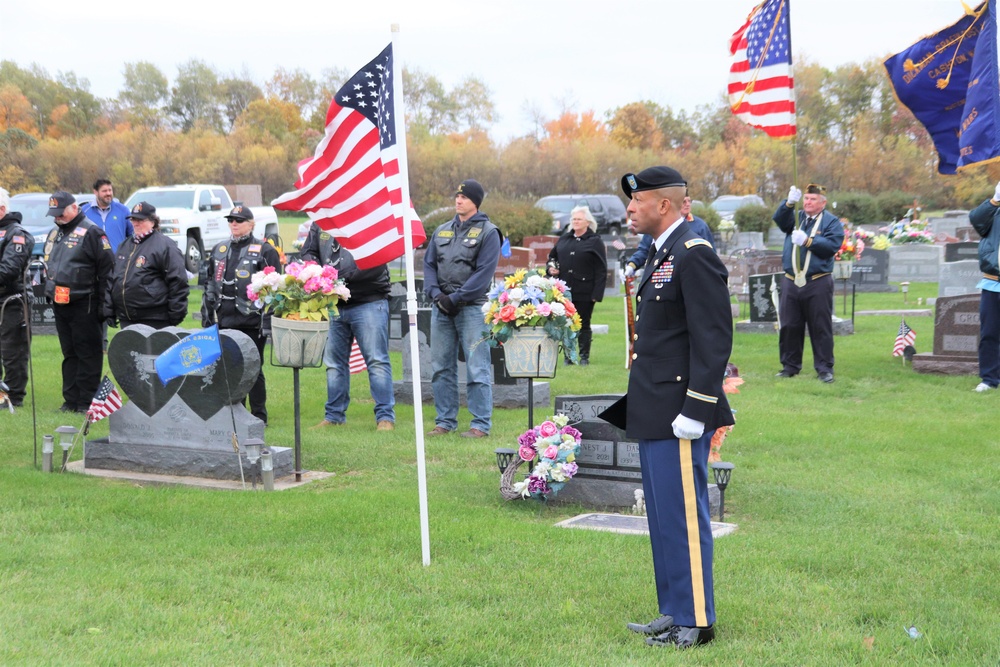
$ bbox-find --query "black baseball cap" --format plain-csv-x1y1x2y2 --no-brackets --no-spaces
127,201,156,220
621,167,687,199
225,205,254,222
47,191,76,217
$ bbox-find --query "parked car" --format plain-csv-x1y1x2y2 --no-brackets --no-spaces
10,192,97,256
710,194,766,222
535,194,628,236
123,185,278,273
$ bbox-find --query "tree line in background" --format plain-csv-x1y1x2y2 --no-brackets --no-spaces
2,57,1000,223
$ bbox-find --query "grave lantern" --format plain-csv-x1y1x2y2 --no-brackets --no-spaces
494,448,516,474
710,461,735,521
900,281,910,303
55,425,78,470
260,448,274,492
244,438,265,490
42,435,55,473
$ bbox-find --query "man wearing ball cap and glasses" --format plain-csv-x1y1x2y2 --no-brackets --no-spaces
773,182,843,383
599,166,733,649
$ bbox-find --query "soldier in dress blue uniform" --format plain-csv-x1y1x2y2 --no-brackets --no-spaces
600,166,733,649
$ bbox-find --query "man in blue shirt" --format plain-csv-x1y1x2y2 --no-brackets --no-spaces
624,196,714,277
83,179,133,252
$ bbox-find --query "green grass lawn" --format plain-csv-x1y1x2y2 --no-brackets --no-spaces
1,281,998,665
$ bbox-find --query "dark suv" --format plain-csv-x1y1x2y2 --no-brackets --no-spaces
535,194,628,236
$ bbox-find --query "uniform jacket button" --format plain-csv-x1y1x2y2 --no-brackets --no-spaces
632,353,638,360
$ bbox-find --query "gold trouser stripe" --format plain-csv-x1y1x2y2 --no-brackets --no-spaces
679,438,707,627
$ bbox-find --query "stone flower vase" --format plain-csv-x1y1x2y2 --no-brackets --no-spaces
833,260,854,280
503,326,558,378
270,317,328,368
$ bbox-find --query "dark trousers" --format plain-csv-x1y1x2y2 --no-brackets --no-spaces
639,431,715,628
979,290,1000,386
0,294,30,403
575,299,596,361
232,326,268,423
778,274,834,375
54,296,104,410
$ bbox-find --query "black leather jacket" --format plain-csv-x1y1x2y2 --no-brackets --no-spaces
43,213,115,306
202,235,281,329
105,230,190,325
0,212,34,296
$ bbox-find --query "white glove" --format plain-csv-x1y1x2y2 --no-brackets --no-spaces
623,264,636,278
787,186,802,204
993,181,1000,201
791,229,808,246
672,414,705,441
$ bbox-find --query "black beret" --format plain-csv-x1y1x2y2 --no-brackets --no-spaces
621,166,687,199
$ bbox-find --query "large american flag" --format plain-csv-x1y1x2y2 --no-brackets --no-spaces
87,376,123,423
893,319,916,357
728,0,796,138
272,44,425,269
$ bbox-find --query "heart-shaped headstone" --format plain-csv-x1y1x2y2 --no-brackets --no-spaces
108,325,184,417
175,328,261,420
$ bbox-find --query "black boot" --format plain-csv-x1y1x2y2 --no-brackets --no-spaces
579,330,592,366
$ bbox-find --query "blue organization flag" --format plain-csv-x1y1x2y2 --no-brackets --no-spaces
884,2,994,174
154,325,223,386
500,237,511,258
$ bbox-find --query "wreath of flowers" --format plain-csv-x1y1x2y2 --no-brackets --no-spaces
511,413,582,500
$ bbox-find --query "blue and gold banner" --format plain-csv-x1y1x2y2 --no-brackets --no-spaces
884,1,992,174
154,325,222,386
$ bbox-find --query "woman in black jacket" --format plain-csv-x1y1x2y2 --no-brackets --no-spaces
546,206,607,365
104,202,189,329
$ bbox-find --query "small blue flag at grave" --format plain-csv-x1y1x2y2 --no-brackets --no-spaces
154,325,223,385
501,237,511,258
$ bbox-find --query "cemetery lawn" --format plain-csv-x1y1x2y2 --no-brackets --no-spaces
1,284,997,666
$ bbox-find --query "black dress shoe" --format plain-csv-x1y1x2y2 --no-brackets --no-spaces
626,614,674,635
646,625,715,648
58,403,75,413
818,372,834,383
775,369,797,378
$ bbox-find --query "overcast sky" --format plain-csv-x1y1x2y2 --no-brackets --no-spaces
1,0,973,140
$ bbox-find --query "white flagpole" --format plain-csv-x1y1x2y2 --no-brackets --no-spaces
391,24,431,566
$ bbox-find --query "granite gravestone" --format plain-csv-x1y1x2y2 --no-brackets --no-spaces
548,394,719,513
493,248,533,280
749,273,782,322
912,293,980,375
392,306,548,408
938,260,981,298
888,244,943,282
929,217,964,238
954,226,979,242
85,325,293,480
944,242,979,263
849,249,893,292
28,284,55,335
732,231,765,250
522,235,559,267
388,279,433,351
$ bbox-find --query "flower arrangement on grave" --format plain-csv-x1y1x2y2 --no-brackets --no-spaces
870,234,891,250
246,261,350,321
883,220,934,245
710,363,744,464
481,268,582,354
510,413,582,501
835,235,864,262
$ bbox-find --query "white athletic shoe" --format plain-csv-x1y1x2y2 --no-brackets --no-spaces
974,382,996,393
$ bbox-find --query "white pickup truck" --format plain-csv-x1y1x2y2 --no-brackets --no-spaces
123,184,279,273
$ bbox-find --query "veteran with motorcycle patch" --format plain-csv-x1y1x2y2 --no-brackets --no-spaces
43,191,115,413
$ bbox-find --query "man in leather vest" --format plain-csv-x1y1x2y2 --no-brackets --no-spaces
201,205,280,424
423,179,502,438
773,183,844,383
0,187,35,407
43,191,115,413
300,225,395,430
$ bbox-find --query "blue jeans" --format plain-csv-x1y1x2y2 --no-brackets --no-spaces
323,300,395,424
979,290,1000,387
430,305,492,433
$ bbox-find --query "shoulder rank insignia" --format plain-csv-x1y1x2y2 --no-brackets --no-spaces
684,238,712,249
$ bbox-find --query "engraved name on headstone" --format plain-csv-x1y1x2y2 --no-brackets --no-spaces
938,260,981,298
933,294,980,357
888,244,943,282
